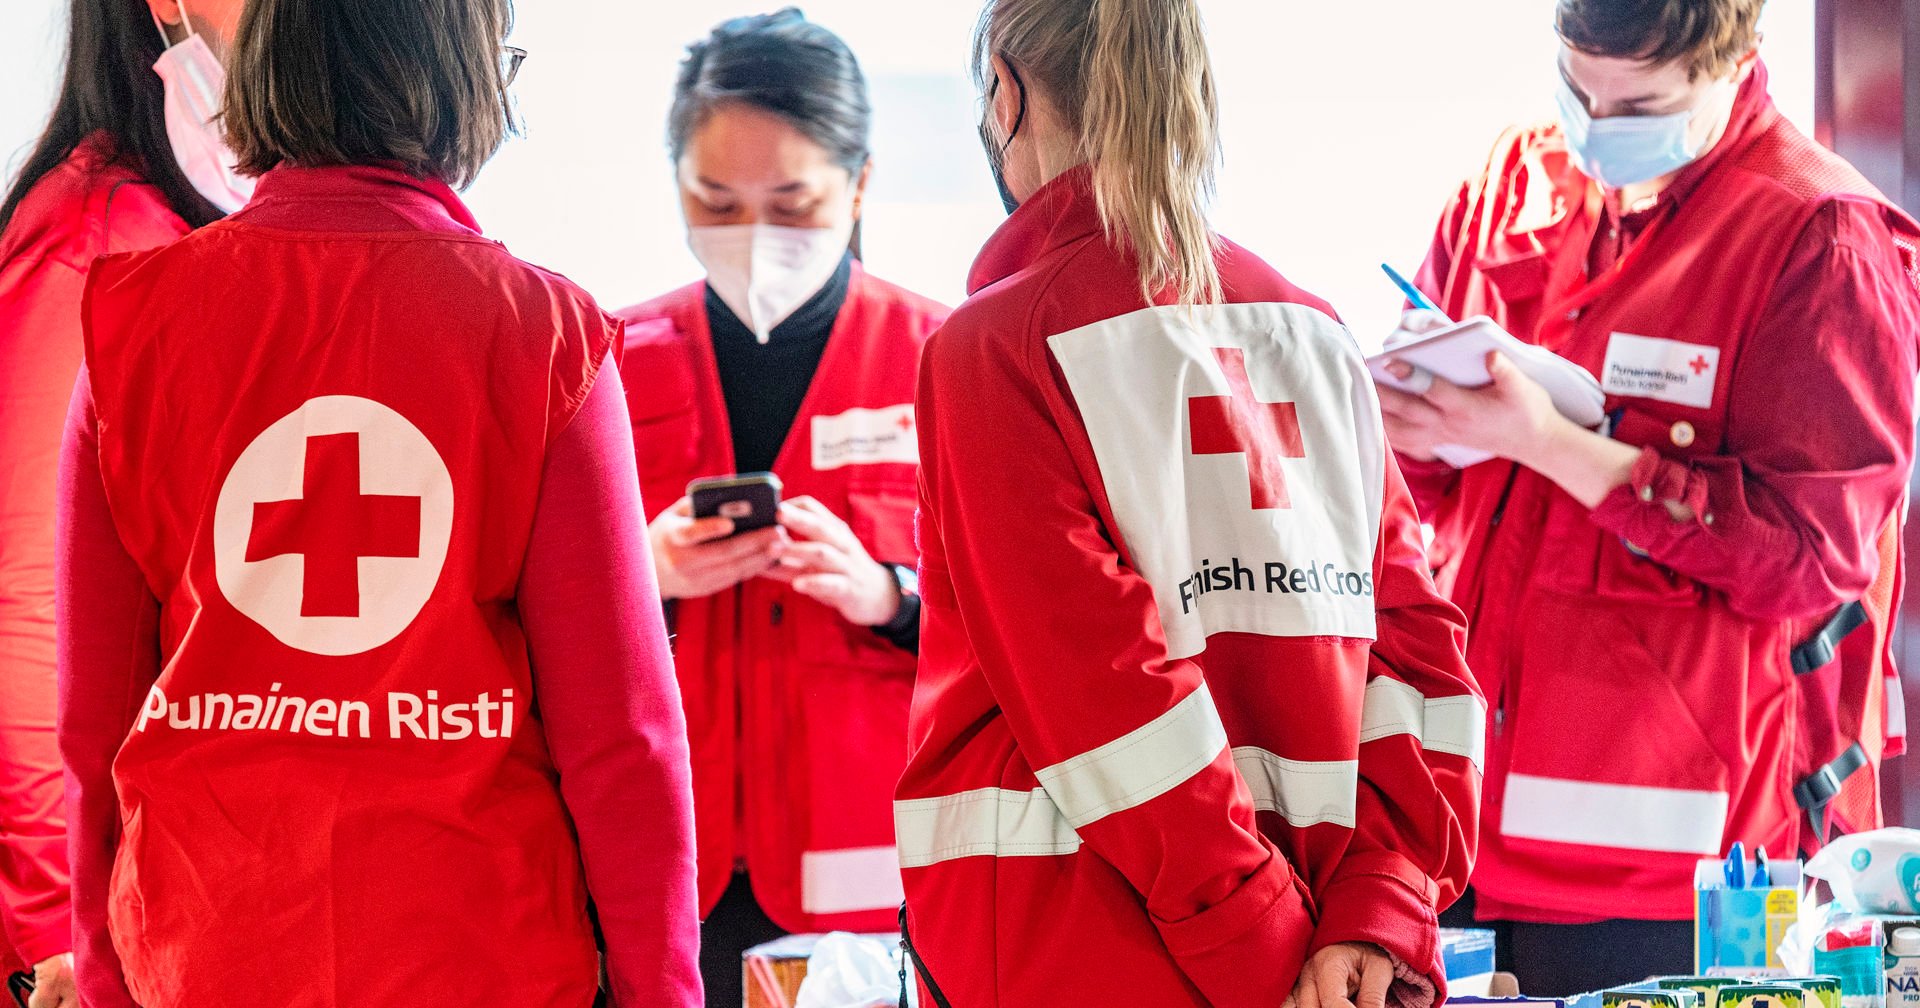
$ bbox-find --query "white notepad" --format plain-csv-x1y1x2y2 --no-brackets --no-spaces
1365,316,1606,468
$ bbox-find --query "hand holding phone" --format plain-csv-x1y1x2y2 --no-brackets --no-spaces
647,474,788,601
688,472,782,534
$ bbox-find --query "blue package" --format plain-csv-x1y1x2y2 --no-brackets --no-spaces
1445,928,1500,993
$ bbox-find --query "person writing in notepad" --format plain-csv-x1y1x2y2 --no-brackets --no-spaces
1376,0,1920,994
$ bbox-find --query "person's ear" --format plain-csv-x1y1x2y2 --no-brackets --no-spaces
851,160,873,221
1733,43,1760,85
146,0,188,43
988,53,1022,143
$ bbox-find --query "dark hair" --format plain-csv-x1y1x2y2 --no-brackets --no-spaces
1556,0,1765,79
0,0,224,235
224,0,516,189
667,8,871,175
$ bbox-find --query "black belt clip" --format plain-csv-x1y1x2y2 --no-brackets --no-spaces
1792,600,1868,677
1794,741,1869,847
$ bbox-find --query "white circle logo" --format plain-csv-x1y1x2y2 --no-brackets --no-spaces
213,396,454,656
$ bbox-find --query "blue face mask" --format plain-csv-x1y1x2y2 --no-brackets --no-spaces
1554,77,1729,189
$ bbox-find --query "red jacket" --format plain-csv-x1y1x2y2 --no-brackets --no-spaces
1409,62,1920,923
0,133,186,970
897,168,1481,1008
617,265,947,933
69,164,697,1006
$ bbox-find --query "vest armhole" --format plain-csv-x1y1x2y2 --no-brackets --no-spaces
548,310,623,444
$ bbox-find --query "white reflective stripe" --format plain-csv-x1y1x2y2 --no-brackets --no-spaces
800,846,906,916
1420,695,1488,769
893,787,1082,869
1035,684,1230,830
1359,678,1488,771
1232,748,1358,828
1889,678,1907,739
1501,774,1728,854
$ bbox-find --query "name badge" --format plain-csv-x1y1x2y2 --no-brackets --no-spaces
1600,333,1719,409
811,405,918,471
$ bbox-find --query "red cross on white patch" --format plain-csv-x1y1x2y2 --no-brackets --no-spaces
214,396,454,656
1187,347,1307,510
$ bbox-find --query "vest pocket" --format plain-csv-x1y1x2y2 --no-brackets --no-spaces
1500,593,1734,856
792,655,913,917
1537,494,1701,606
847,485,919,567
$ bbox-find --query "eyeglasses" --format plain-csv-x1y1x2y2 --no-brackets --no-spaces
501,45,527,86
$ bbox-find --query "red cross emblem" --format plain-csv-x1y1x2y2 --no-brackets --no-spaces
1689,354,1711,376
1187,347,1305,510
246,432,422,618
897,413,914,432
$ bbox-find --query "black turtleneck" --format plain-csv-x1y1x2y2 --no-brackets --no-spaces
704,253,919,653
705,253,852,475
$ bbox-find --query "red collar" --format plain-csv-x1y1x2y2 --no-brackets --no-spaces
966,165,1102,295
232,162,485,236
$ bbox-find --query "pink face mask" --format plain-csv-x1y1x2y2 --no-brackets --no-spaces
153,1,254,213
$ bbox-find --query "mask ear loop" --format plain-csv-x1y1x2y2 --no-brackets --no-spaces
152,0,200,50
997,63,1029,154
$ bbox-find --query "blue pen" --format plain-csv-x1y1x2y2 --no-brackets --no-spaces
1725,840,1747,889
1752,846,1771,888
1381,263,1447,317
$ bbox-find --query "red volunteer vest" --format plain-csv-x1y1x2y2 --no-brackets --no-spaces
1418,72,1920,920
0,132,187,970
82,165,614,1006
616,264,946,933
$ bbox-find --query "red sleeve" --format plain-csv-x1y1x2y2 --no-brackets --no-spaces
0,258,84,971
519,363,702,1008
55,368,156,1008
1308,458,1482,1008
1587,200,1920,621
918,322,1313,1008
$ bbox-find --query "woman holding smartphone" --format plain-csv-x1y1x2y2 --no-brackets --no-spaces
617,9,947,1003
57,0,700,1004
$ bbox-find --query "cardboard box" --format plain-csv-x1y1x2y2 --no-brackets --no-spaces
743,934,820,1008
742,933,901,1008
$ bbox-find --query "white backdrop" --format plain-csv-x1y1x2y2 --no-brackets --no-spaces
2,1,1814,346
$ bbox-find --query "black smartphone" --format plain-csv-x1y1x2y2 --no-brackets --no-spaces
688,472,783,535
7,970,32,1008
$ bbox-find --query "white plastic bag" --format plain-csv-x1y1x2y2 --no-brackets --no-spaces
1805,828,1920,915
793,932,900,1008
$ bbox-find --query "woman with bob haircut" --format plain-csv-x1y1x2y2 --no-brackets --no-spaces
55,1,701,1005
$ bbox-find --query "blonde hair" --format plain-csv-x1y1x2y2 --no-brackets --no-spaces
974,0,1222,306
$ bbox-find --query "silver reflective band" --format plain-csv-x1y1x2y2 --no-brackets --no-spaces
1500,774,1729,854
894,787,1082,869
1359,678,1488,771
1232,748,1359,828
1035,684,1230,829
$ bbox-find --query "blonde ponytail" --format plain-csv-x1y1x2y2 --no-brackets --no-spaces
975,0,1222,305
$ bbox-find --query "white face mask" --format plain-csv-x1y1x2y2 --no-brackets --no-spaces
153,4,254,213
688,221,853,343
1554,75,1736,190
